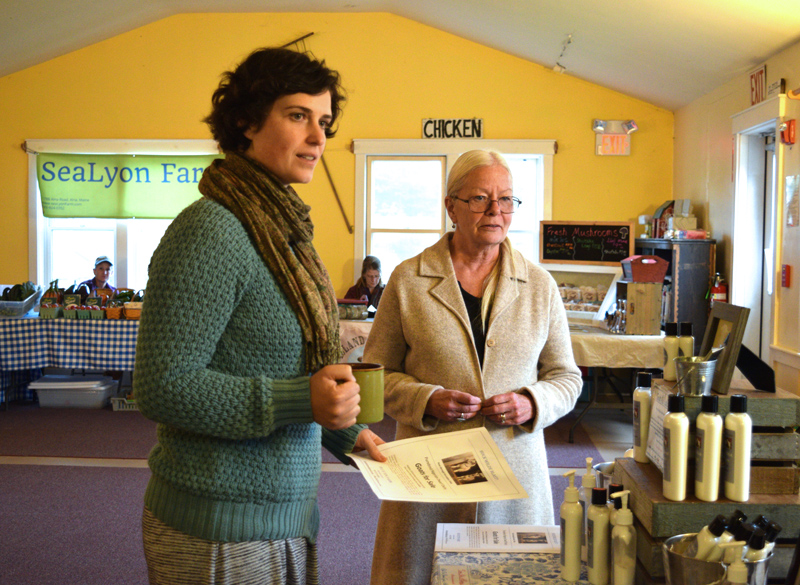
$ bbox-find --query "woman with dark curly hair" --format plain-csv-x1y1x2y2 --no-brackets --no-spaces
134,46,385,585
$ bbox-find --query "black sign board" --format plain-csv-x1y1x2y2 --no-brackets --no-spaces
539,221,633,266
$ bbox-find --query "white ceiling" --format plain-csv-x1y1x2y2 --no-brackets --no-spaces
4,0,800,111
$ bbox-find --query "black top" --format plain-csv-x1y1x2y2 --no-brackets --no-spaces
708,514,728,537
459,283,488,368
727,510,747,534
730,394,748,413
636,371,652,388
667,394,684,413
591,487,608,506
701,395,718,413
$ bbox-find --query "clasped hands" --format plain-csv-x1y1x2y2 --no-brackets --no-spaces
425,388,534,426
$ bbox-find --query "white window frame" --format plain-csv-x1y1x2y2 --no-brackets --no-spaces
352,139,555,281
26,139,218,286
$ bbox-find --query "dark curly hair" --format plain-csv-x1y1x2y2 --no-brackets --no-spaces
204,47,345,153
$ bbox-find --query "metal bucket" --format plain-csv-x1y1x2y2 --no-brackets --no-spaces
592,461,615,489
674,357,717,396
736,552,772,585
663,534,726,585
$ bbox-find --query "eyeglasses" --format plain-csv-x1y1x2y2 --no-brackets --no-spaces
452,195,522,214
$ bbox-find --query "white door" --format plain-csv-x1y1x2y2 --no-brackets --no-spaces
733,96,800,388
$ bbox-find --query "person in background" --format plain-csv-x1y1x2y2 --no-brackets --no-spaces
345,255,384,309
134,46,385,585
364,149,583,585
79,256,117,295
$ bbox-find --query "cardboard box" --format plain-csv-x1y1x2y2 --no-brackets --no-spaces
667,216,697,230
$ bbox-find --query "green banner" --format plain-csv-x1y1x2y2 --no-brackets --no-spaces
37,153,222,218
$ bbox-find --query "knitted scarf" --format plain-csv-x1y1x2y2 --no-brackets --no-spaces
198,151,341,372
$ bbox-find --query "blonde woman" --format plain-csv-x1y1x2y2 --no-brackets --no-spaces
365,149,582,585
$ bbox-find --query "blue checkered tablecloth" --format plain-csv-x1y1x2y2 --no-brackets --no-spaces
0,316,139,402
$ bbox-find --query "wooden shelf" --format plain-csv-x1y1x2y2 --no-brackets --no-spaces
612,458,800,538
652,379,800,427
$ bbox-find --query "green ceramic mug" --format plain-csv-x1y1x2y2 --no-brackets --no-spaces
351,362,384,424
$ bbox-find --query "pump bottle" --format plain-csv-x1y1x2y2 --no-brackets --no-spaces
607,483,623,527
678,322,694,357
763,520,781,554
745,527,769,562
587,487,611,585
610,490,636,585
724,394,752,502
694,514,728,560
695,395,723,502
662,394,689,501
706,511,746,562
632,372,652,463
560,470,583,583
581,457,596,562
718,542,749,585
663,322,679,381
728,522,755,561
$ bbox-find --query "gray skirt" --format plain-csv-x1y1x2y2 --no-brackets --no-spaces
142,507,320,585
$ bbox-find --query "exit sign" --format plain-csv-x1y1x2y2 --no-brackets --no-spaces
596,134,630,156
749,65,767,106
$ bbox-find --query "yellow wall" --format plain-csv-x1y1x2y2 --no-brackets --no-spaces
0,12,674,294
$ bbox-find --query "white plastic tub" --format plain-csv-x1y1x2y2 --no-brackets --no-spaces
31,375,117,408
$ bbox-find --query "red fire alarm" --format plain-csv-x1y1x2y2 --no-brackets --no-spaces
781,120,796,145
782,264,791,288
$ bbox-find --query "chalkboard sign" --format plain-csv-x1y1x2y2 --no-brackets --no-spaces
539,221,633,266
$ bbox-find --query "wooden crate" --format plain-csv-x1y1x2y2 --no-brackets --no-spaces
753,428,800,459
611,458,800,539
652,380,800,428
618,281,662,335
649,381,800,495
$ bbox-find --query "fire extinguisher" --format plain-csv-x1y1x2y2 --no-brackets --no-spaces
710,273,728,307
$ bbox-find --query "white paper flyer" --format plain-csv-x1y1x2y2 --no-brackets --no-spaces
434,523,560,553
645,384,670,472
349,427,528,503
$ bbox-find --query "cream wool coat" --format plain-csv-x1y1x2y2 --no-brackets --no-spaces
365,234,582,585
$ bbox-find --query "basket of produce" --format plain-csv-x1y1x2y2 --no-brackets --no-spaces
0,282,42,318
77,305,105,320
123,301,143,320
40,280,63,306
104,304,123,319
63,304,79,319
114,289,136,304
38,302,63,319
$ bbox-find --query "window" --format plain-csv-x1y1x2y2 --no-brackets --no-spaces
354,139,555,281
367,157,446,279
26,139,218,289
43,217,171,289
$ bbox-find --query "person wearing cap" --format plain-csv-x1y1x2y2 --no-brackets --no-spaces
79,256,117,295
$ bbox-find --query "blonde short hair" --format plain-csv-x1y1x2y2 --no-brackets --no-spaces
446,150,512,200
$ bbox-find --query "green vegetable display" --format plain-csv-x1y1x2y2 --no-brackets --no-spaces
1,281,36,302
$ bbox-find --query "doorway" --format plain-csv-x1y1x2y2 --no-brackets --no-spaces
732,124,777,362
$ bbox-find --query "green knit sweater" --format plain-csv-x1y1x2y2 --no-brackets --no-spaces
134,198,360,543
